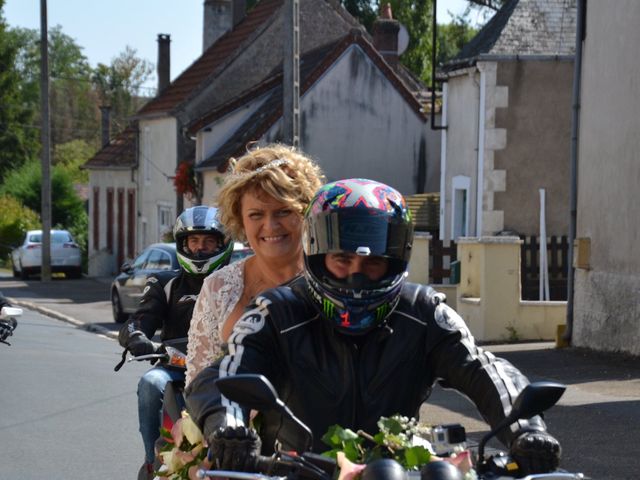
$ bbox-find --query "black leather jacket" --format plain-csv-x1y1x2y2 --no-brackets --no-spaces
118,270,204,347
186,277,546,454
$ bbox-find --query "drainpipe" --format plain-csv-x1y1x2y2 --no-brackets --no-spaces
439,82,448,240
430,0,447,131
432,0,448,240
476,67,486,237
564,0,586,343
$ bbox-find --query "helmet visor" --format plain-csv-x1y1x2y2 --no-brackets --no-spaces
305,209,413,262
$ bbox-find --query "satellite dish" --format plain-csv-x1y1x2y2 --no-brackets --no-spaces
398,23,409,55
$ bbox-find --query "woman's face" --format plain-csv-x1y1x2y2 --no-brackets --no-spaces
240,189,303,263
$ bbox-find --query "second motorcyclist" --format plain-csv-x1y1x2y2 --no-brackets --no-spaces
118,206,232,480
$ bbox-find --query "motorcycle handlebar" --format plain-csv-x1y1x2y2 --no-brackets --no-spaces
198,452,336,480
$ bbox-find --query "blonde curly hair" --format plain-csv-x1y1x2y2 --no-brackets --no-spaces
215,144,324,242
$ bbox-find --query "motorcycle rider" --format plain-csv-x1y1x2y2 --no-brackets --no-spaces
185,179,562,477
0,292,17,343
118,206,233,480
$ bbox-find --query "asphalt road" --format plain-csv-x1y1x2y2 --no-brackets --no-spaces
0,307,149,479
2,271,640,479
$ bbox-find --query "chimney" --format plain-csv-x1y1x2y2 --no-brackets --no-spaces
99,106,111,147
202,0,246,52
157,34,171,95
372,3,400,70
233,0,246,27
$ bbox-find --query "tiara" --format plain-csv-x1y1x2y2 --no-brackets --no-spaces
227,158,291,181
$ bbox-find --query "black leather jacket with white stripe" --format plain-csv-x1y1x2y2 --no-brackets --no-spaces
118,270,204,347
185,276,546,454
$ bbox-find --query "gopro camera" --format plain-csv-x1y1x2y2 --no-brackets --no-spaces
429,423,466,455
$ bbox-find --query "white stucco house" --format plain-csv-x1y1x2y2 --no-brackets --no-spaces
570,0,640,356
188,26,440,204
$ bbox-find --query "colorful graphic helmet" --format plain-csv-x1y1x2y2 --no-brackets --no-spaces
302,179,413,335
173,206,232,275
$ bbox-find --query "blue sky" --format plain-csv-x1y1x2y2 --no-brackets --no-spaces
4,0,474,91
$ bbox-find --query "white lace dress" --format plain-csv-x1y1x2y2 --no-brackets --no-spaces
185,257,247,386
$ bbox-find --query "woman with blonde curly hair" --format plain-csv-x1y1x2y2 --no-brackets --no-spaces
185,144,324,385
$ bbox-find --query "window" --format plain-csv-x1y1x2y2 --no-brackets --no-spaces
131,250,150,270
145,249,172,270
451,176,470,239
51,231,73,243
157,205,173,242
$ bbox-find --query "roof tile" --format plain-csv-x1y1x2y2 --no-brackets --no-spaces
137,0,283,116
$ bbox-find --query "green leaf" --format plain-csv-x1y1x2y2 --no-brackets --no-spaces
378,416,404,435
403,446,431,469
372,432,386,446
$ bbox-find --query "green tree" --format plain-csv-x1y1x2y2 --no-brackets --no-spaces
92,46,152,134
0,194,40,265
12,25,99,147
341,0,378,30
0,160,86,231
341,1,479,84
53,139,95,184
436,16,478,66
0,1,39,183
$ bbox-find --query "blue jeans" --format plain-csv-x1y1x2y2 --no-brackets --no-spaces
137,366,185,463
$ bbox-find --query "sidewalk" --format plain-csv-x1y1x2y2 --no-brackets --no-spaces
0,271,118,339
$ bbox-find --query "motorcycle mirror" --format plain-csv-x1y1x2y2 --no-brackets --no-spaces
1,307,23,318
477,382,566,463
510,381,566,421
216,374,314,452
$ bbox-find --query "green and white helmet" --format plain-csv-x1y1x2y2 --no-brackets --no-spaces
173,206,232,275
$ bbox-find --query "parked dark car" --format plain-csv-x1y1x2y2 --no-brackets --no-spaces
110,242,253,323
110,243,179,323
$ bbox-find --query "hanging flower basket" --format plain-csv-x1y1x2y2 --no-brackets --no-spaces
174,160,198,200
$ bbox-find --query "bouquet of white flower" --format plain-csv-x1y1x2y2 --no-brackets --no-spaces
156,410,211,480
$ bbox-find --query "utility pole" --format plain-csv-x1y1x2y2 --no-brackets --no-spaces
40,0,52,281
282,0,300,147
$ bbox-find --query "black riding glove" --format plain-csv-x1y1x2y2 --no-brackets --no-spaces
510,431,561,475
127,332,156,357
0,318,16,342
208,426,262,472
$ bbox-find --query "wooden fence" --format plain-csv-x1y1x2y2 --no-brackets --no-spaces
520,235,569,301
426,235,569,300
429,236,457,284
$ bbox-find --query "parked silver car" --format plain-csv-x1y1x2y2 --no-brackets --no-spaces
11,229,82,280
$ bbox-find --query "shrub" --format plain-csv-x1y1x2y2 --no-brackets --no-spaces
0,195,41,266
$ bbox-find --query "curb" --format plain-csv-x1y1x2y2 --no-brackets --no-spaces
6,297,118,341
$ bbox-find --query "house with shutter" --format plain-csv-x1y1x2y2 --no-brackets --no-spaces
83,0,361,276
437,0,576,242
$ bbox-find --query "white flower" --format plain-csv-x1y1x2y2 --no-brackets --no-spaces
181,411,204,445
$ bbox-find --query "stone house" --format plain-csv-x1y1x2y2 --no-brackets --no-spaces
437,0,576,241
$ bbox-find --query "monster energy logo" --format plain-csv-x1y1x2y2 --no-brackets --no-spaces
323,299,335,317
375,304,389,322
